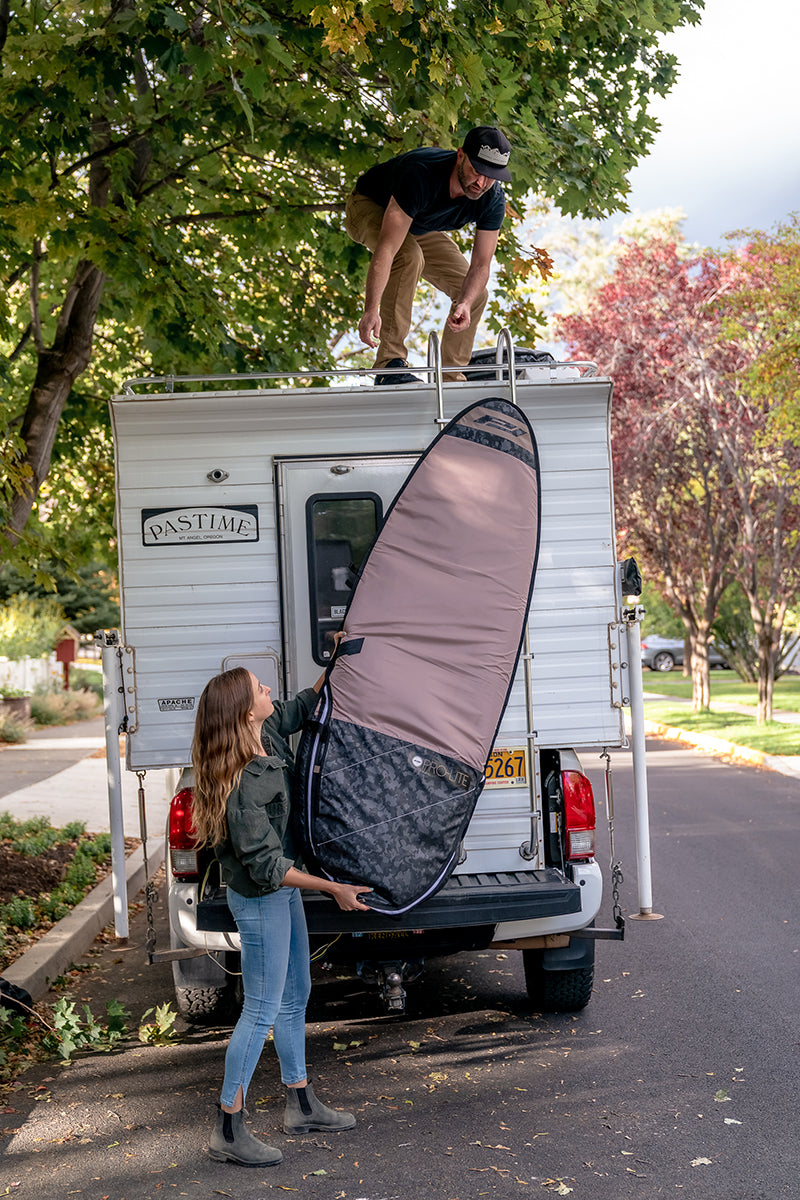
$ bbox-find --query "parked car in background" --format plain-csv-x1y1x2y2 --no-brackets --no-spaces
641,634,730,672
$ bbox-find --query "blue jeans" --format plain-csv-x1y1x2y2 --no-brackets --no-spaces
220,886,311,1106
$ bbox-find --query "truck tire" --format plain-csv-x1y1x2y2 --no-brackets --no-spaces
171,938,242,1024
523,945,594,1013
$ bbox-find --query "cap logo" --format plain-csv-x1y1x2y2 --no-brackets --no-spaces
477,143,510,166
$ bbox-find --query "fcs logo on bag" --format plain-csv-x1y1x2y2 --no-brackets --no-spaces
410,753,471,790
473,413,526,438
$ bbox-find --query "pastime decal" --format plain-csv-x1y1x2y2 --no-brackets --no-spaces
141,505,259,546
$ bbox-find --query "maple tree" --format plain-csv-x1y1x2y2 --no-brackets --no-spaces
0,0,702,568
557,234,800,720
710,239,800,721
719,215,800,441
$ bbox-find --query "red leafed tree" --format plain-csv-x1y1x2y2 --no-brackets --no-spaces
557,234,800,720
556,238,742,713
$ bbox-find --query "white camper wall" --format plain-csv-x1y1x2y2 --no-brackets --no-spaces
111,377,624,770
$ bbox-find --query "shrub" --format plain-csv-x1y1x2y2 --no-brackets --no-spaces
39,895,70,921
2,897,37,930
30,688,100,726
0,715,29,744
17,816,51,836
14,831,61,855
63,848,97,891
62,820,87,839
68,668,104,698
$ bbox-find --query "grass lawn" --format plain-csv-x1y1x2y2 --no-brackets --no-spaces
644,704,800,756
641,670,800,755
641,670,800,711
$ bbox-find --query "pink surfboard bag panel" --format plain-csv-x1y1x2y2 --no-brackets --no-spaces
295,397,541,915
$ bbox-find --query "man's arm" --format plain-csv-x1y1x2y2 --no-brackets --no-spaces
359,197,413,348
446,227,500,332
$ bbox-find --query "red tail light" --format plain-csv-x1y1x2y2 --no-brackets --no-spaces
168,787,200,879
562,770,596,860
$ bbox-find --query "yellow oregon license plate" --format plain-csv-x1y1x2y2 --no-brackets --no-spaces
484,746,528,788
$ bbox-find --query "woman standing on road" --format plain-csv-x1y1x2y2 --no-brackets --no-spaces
191,663,371,1168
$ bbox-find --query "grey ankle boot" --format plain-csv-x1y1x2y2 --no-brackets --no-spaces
209,1104,283,1166
283,1081,356,1134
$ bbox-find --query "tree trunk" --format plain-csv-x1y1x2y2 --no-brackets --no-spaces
691,627,712,712
4,259,107,548
756,630,776,724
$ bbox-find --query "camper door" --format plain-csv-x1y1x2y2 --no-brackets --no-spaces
275,455,417,696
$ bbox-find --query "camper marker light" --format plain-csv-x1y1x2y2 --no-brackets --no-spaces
562,769,596,860
168,787,200,879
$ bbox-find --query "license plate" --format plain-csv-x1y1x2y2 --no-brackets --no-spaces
484,746,528,788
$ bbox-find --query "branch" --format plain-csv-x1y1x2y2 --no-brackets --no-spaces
30,240,44,353
138,141,234,199
8,323,32,364
161,201,345,226
0,0,9,59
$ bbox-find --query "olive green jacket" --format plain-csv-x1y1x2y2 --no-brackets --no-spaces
213,687,317,897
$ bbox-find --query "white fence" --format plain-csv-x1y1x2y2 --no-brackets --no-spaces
0,654,60,695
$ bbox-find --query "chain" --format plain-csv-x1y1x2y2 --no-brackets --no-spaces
601,748,625,934
136,769,158,961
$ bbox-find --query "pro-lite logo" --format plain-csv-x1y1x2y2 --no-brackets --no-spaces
410,753,471,790
474,413,526,438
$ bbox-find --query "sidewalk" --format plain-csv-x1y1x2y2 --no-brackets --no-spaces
1,717,177,999
0,716,174,833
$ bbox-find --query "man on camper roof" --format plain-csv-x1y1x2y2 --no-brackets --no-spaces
345,126,511,386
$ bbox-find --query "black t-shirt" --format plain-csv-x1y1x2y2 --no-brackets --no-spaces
355,148,505,236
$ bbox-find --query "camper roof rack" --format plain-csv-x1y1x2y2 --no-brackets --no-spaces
120,328,598,396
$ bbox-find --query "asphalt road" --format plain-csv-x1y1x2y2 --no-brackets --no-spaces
2,740,799,1200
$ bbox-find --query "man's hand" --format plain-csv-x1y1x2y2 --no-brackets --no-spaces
359,309,382,348
446,227,499,334
446,302,471,332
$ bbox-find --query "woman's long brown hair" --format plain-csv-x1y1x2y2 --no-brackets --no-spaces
191,667,260,848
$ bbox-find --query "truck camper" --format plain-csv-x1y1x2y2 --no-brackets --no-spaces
102,331,654,1018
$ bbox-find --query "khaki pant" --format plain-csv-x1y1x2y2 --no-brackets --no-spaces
345,191,488,371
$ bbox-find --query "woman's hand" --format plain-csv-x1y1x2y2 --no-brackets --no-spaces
331,882,373,912
281,867,372,910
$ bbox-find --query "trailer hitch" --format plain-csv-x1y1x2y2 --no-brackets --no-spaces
357,959,424,1014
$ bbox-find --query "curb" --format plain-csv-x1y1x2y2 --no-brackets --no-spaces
643,720,800,779
2,836,164,1002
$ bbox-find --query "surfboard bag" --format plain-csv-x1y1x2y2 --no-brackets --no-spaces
294,397,541,915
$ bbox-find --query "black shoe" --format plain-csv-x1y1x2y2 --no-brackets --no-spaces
374,358,423,386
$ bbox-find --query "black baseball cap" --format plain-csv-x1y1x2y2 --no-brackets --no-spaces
462,126,511,181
